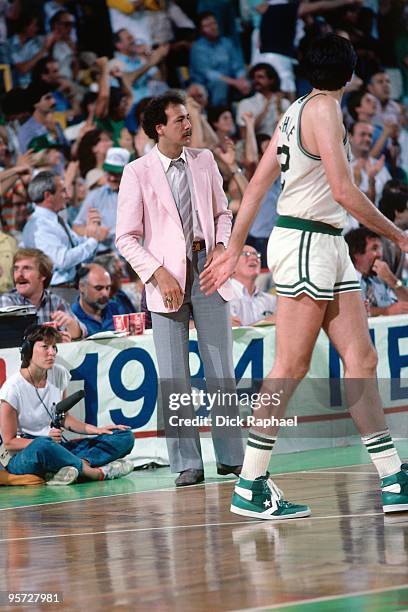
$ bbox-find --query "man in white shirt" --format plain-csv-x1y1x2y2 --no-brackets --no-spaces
349,121,391,206
230,244,276,326
236,63,290,137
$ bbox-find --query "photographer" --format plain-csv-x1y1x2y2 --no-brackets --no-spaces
0,325,134,485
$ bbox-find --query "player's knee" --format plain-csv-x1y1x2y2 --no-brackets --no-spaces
360,344,378,373
344,344,378,374
274,357,310,379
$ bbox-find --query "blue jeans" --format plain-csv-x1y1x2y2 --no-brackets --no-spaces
7,430,134,477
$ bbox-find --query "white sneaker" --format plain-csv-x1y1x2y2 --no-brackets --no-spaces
101,459,134,480
46,466,79,486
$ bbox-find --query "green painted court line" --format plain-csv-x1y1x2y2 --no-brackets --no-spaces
252,585,408,612
0,442,407,511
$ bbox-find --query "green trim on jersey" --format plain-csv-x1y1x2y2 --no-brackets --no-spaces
297,92,349,160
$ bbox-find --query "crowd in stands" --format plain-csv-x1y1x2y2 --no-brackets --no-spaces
0,0,407,339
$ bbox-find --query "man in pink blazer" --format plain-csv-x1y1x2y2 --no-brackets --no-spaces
116,92,244,486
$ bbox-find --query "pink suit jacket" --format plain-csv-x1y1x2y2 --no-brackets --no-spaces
115,146,235,313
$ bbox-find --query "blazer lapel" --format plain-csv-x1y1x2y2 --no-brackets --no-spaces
146,151,182,229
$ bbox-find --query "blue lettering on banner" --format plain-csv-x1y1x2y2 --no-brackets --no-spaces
70,353,99,425
388,325,408,400
109,348,157,428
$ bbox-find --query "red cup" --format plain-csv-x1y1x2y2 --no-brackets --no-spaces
128,312,145,335
113,314,129,333
43,321,58,329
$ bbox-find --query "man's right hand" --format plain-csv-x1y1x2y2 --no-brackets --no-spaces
153,266,184,309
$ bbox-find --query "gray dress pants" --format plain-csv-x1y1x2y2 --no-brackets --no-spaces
151,249,244,472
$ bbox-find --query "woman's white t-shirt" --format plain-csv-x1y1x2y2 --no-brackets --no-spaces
0,365,71,438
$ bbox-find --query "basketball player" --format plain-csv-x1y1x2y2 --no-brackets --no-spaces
200,34,408,519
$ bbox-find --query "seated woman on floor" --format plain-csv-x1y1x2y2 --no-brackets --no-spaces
0,325,134,485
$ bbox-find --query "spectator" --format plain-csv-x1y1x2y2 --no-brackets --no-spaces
17,82,68,155
230,244,276,326
197,0,242,51
237,63,290,137
94,252,140,313
189,11,250,105
246,133,280,267
28,133,65,175
0,87,31,163
9,14,56,88
132,96,155,156
113,28,169,105
0,230,17,293
31,56,78,115
345,227,408,316
0,248,86,341
77,128,113,178
49,10,77,81
378,180,408,280
0,324,134,485
96,86,132,147
22,170,103,288
349,121,391,206
184,87,218,150
72,263,121,335
107,0,152,46
73,147,130,253
368,70,402,127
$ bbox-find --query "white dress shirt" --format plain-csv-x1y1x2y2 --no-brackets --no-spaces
230,278,277,325
155,145,204,240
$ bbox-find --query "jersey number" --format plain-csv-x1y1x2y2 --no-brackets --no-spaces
277,144,290,172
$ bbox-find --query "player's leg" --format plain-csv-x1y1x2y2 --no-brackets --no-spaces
231,294,327,520
323,290,408,512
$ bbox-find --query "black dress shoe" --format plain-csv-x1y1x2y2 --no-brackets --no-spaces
217,464,242,476
175,469,205,487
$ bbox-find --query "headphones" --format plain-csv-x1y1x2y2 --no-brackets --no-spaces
20,324,58,363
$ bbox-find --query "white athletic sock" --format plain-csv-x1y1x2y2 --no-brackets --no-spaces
362,429,401,478
241,430,276,481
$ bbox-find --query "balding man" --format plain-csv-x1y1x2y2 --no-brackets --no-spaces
71,264,120,336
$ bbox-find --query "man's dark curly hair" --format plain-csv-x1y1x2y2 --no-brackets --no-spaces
344,227,380,263
142,91,187,142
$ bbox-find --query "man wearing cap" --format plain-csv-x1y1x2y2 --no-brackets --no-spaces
116,91,244,486
28,134,65,175
73,147,130,254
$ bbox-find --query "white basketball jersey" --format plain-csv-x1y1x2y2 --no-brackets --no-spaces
276,94,349,228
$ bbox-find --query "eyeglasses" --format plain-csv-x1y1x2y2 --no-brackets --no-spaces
60,21,74,27
241,251,261,259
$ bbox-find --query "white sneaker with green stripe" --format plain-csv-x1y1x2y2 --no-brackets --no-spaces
381,464,408,513
231,472,311,520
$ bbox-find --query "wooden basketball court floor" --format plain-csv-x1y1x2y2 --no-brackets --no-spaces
0,443,408,612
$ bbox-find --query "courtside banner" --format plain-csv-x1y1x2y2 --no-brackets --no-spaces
0,316,407,462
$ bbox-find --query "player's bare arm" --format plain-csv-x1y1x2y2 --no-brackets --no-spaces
200,127,281,293
309,95,408,251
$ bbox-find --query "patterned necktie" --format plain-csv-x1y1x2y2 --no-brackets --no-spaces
171,158,193,259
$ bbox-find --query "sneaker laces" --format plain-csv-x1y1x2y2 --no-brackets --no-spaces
263,477,293,508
